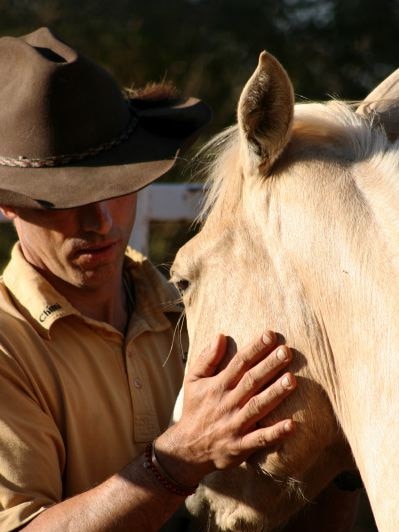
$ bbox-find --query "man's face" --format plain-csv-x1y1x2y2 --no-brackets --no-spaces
1,193,137,290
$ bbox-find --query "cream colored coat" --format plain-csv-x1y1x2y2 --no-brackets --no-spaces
172,52,399,531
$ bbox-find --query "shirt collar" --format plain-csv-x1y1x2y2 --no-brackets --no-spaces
123,247,183,341
3,244,79,338
3,244,182,340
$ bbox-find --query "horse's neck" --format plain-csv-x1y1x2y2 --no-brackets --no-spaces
247,168,399,528
309,240,399,531
265,164,399,530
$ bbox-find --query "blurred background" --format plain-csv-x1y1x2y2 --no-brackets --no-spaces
0,1,397,528
1,0,398,272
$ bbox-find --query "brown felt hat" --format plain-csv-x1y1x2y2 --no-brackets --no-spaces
0,27,211,209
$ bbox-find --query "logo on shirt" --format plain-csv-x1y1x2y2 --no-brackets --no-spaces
39,303,62,323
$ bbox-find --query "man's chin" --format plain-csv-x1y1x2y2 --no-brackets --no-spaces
69,263,119,290
78,271,116,290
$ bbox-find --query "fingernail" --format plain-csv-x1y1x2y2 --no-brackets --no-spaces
284,420,294,432
282,375,292,388
210,338,219,352
277,347,288,362
262,331,275,345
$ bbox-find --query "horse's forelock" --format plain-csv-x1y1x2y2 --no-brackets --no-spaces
194,125,241,223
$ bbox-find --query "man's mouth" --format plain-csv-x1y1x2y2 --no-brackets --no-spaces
72,241,119,264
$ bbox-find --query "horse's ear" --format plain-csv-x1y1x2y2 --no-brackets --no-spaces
356,68,399,141
237,51,294,176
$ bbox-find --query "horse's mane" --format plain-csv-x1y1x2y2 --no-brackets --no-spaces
196,100,399,224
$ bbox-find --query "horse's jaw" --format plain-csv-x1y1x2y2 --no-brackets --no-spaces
183,437,354,532
186,467,288,532
186,476,271,532
185,438,353,531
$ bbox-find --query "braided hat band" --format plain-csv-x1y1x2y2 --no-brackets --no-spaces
0,108,139,169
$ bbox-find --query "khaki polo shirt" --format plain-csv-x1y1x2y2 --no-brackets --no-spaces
0,244,185,532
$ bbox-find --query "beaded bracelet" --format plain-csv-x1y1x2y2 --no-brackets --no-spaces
143,441,198,497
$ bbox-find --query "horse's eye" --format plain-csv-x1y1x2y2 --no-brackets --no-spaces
176,278,190,296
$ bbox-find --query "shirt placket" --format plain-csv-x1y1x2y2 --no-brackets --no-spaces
125,338,160,443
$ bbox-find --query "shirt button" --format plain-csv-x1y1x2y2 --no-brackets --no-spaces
133,377,142,389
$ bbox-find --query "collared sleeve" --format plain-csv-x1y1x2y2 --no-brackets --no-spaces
0,348,64,532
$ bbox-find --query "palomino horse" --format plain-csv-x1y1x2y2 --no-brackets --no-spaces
171,52,399,531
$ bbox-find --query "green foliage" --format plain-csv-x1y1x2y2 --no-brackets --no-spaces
149,220,198,274
0,223,17,273
0,0,398,132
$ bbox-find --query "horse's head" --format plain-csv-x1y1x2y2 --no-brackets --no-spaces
171,52,399,530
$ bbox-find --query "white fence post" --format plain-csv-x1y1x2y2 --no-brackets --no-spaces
130,183,204,255
131,186,151,254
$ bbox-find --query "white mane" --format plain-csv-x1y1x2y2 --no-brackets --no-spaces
197,100,399,226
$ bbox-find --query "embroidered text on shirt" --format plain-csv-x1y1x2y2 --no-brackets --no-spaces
39,303,62,323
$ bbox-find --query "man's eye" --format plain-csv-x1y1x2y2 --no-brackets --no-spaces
176,279,190,295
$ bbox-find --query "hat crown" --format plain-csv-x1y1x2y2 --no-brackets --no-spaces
0,27,129,159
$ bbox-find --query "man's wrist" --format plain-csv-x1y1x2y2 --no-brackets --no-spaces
154,427,209,488
143,441,198,496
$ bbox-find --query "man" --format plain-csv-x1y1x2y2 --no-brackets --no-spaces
0,28,296,531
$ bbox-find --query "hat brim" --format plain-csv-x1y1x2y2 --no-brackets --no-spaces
0,97,211,209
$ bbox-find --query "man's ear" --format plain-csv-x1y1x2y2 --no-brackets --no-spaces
0,206,18,221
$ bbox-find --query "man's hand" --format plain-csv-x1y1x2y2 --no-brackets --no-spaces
156,331,296,487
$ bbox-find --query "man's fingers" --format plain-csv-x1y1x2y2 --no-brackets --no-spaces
188,334,227,379
240,418,296,452
222,331,277,387
237,372,297,430
233,345,293,405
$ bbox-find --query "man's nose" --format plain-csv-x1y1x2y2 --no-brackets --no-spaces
80,201,113,234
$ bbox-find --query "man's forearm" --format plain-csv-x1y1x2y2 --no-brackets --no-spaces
22,451,185,532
